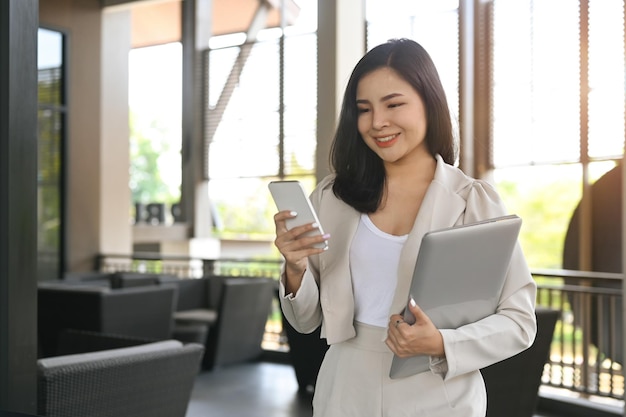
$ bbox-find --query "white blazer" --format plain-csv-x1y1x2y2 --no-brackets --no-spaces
280,154,537,381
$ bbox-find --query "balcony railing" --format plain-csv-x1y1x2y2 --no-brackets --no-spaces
96,253,625,406
533,268,624,404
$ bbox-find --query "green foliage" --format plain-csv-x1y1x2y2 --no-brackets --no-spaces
213,180,280,237
38,72,63,252
211,150,315,241
496,175,581,269
129,111,180,205
214,200,275,236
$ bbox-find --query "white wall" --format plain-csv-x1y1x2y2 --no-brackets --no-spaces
101,9,133,255
40,0,133,271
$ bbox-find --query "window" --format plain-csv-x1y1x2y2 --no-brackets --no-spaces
366,0,460,125
204,3,318,243
129,42,183,225
491,0,625,269
37,28,66,281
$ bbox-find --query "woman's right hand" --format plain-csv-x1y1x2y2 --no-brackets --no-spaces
273,210,329,294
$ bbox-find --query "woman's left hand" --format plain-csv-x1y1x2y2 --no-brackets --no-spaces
385,298,445,358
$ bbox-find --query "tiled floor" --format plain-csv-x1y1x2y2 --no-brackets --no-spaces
185,361,313,417
185,360,573,417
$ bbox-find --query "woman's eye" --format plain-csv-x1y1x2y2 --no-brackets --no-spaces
357,107,370,114
388,102,404,109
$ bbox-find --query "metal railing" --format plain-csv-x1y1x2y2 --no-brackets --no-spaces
533,269,624,402
96,253,283,279
96,253,625,402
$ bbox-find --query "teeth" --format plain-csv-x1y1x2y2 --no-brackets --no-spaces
377,134,396,142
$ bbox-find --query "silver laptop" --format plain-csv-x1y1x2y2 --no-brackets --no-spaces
389,214,522,379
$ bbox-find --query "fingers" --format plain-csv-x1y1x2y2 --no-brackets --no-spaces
406,296,427,324
386,302,439,357
273,210,329,252
385,317,410,357
272,211,329,283
389,314,405,331
385,314,406,349
273,210,296,232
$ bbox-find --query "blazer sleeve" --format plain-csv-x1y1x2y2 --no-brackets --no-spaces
278,178,332,335
279,261,323,334
435,180,538,380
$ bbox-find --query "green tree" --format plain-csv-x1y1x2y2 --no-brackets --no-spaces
129,111,179,205
497,177,580,269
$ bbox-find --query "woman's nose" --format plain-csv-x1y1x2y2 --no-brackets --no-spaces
371,110,389,129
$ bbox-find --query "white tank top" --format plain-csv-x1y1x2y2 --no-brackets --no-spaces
350,214,408,327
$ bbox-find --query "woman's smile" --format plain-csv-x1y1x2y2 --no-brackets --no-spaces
375,133,400,147
356,67,429,164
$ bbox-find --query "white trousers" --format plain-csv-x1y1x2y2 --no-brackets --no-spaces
312,322,487,417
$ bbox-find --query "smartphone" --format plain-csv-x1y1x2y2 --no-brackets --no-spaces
268,180,328,250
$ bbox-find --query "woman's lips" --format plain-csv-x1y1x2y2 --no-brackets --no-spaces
374,133,399,147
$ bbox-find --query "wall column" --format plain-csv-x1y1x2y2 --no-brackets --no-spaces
100,8,132,255
316,0,365,182
0,0,38,411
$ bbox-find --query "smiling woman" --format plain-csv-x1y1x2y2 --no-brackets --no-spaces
273,38,537,417
355,68,429,164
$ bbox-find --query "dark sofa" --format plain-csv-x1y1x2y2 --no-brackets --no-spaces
37,282,178,357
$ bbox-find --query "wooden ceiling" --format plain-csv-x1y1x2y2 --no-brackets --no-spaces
131,0,300,49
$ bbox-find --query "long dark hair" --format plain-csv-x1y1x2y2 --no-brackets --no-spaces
329,38,456,213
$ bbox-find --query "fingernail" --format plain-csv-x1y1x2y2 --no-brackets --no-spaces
410,297,416,307
290,211,297,216
322,233,331,239
312,222,319,228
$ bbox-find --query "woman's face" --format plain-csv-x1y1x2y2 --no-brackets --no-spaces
356,67,429,166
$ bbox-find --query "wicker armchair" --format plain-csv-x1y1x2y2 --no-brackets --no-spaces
37,283,178,358
202,277,276,369
136,275,276,369
37,338,204,417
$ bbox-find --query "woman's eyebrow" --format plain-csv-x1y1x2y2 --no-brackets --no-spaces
381,93,404,101
356,93,404,104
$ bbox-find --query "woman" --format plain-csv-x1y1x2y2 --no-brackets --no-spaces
273,38,537,417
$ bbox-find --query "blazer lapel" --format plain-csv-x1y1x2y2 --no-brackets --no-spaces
317,187,360,341
390,158,469,315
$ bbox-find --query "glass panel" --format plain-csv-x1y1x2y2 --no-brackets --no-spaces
494,164,582,269
284,0,318,35
205,29,318,238
129,43,182,222
208,175,316,240
283,34,317,175
365,1,459,126
207,40,281,179
492,0,581,166
588,0,625,158
207,110,280,179
283,120,316,175
207,46,240,109
37,28,64,281
589,160,618,183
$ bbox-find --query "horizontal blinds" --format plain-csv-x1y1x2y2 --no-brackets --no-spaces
492,0,625,167
283,34,317,176
204,32,317,180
